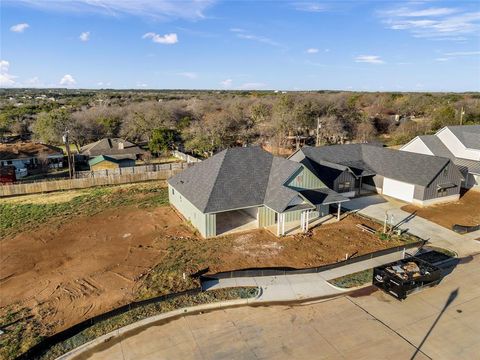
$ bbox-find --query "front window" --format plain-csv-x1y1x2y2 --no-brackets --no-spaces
338,181,351,193
438,188,448,197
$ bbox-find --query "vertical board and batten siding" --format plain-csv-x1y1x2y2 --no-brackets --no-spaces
286,165,326,190
333,170,356,193
420,162,463,201
204,213,216,238
168,184,212,237
258,206,276,227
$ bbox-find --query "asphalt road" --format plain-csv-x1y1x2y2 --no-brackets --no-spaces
80,254,480,360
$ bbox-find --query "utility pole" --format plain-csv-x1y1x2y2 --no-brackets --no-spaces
62,130,74,179
316,117,321,147
460,106,465,125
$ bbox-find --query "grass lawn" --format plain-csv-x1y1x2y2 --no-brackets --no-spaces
328,269,374,289
0,181,168,238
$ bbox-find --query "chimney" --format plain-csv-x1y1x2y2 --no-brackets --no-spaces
118,141,124,150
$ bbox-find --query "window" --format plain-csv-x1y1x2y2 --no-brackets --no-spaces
338,181,351,193
172,188,175,195
438,188,448,197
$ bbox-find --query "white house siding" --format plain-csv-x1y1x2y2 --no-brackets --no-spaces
437,128,480,161
382,178,415,203
401,138,434,156
168,184,211,237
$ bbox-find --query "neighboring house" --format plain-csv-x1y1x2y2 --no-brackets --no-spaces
0,141,64,178
168,147,349,238
80,138,146,161
289,144,463,206
88,155,136,171
401,125,480,191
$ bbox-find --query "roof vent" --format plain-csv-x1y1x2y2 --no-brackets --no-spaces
118,142,124,150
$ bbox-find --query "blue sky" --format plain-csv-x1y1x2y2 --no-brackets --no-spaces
1,0,479,91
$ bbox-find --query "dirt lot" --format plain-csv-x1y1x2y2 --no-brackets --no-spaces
402,190,480,230
0,183,408,358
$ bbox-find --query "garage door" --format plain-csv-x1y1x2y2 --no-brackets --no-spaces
382,178,415,203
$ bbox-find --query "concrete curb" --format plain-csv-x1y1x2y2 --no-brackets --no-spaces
57,297,258,360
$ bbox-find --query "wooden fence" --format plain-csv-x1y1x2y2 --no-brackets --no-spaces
171,150,202,163
0,163,189,197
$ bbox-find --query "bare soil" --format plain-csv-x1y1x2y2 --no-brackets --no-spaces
402,190,480,230
0,189,406,357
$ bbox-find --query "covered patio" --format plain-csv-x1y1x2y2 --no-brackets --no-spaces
215,207,259,236
268,188,350,236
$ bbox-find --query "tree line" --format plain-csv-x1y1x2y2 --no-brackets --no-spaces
1,90,479,157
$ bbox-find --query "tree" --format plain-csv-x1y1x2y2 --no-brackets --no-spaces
32,109,71,144
431,105,456,130
148,128,177,155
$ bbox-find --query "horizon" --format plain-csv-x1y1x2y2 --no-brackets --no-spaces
1,0,480,91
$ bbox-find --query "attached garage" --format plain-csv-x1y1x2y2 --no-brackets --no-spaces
382,178,415,203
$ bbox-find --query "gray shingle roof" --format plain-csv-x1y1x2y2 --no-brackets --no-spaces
299,188,350,206
168,147,304,213
299,144,452,187
80,138,145,157
447,125,480,150
417,135,480,176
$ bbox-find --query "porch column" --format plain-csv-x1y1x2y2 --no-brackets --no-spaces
300,211,305,231
305,210,310,232
337,203,341,221
276,212,281,236
282,213,285,235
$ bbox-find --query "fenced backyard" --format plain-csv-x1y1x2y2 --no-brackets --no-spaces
0,162,189,197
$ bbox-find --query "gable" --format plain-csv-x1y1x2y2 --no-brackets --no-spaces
285,165,326,190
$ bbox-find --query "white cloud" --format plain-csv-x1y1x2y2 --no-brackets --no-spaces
178,72,197,79
306,48,319,54
79,31,90,42
10,23,29,33
444,51,480,56
379,5,480,39
354,55,384,64
142,32,178,44
435,58,449,62
293,2,328,13
220,79,232,88
136,82,148,87
10,0,215,20
25,76,41,87
229,28,245,33
59,74,76,86
0,60,17,87
235,32,281,47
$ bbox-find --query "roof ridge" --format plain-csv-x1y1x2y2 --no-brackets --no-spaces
203,149,229,212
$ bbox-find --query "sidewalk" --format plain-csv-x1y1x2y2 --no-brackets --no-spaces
202,247,417,301
342,195,480,257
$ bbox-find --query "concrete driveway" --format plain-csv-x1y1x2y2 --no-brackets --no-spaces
79,254,480,360
342,195,480,257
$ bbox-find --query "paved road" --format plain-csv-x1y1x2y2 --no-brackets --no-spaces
79,254,480,360
343,195,480,257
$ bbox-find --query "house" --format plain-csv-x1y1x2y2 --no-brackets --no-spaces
289,144,463,206
80,138,145,160
88,155,136,171
400,125,480,191
0,141,64,178
168,147,349,238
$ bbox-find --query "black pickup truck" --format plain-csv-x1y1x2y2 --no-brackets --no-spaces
373,254,444,300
